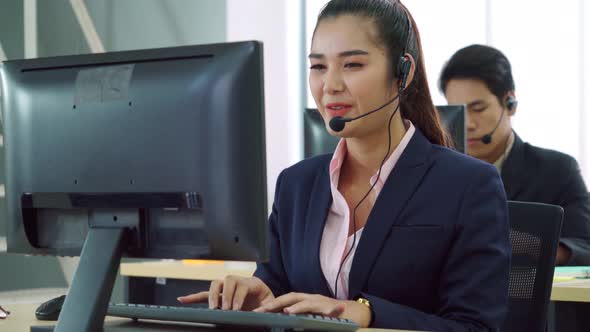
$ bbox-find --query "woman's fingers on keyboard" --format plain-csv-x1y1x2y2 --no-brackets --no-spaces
177,291,208,304
209,280,224,309
221,278,238,310
254,292,305,312
179,276,259,311
286,299,345,316
232,284,249,311
254,293,345,317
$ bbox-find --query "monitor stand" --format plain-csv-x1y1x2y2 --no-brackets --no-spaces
31,226,126,332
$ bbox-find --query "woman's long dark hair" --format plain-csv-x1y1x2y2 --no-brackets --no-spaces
315,0,452,147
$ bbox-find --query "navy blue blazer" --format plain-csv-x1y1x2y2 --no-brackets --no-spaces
254,129,511,331
502,132,590,265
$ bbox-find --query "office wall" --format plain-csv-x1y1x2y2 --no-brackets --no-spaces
35,0,225,56
227,0,305,203
85,0,226,52
0,1,24,60
36,0,90,57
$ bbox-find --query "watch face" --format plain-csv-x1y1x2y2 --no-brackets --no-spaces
356,297,370,307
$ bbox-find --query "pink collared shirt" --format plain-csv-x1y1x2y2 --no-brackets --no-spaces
320,120,416,299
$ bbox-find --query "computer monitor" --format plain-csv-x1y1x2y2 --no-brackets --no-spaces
303,104,467,158
1,40,267,331
436,104,466,153
303,108,338,158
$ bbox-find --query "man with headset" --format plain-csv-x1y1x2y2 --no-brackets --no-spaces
439,44,590,265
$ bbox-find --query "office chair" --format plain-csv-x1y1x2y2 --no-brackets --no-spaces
503,201,563,332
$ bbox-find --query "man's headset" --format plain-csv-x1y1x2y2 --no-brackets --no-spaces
506,95,518,111
480,95,518,144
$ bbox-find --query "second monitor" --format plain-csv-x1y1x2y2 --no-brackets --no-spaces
303,104,467,158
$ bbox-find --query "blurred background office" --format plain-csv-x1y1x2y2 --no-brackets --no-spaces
0,0,588,301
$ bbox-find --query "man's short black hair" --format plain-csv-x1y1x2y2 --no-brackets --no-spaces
439,44,515,104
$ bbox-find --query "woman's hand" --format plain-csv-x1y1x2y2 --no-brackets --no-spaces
253,292,372,328
177,275,274,311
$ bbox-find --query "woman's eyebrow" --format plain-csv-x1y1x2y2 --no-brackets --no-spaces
308,49,369,59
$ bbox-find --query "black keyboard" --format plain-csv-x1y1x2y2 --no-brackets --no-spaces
107,303,359,331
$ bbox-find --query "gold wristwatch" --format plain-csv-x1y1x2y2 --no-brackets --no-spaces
355,297,373,326
356,297,371,308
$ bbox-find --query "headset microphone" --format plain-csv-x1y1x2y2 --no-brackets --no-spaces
328,116,347,132
480,108,504,144
480,95,517,144
329,93,401,132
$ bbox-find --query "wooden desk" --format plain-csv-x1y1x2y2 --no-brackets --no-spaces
551,267,590,302
122,261,590,304
120,261,256,281
551,278,590,302
0,302,417,332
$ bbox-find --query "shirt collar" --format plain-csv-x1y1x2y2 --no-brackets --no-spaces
493,131,515,173
329,119,416,191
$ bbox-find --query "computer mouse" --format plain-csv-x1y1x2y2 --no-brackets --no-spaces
35,295,66,321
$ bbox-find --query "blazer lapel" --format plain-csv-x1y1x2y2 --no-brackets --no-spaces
303,161,333,296
348,129,433,299
501,132,526,200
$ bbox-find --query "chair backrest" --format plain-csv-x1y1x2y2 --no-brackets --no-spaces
503,201,563,332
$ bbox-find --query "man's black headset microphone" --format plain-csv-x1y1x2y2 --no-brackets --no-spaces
330,7,414,299
477,95,518,145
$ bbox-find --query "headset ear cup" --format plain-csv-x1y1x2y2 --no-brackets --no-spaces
506,96,518,111
397,56,411,91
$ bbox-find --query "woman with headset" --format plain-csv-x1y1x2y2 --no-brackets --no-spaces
179,1,511,330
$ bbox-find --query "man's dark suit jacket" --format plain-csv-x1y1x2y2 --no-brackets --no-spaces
501,132,590,265
254,129,511,331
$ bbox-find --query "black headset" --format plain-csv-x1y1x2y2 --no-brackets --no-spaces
396,12,413,92
506,95,518,111
480,94,518,144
